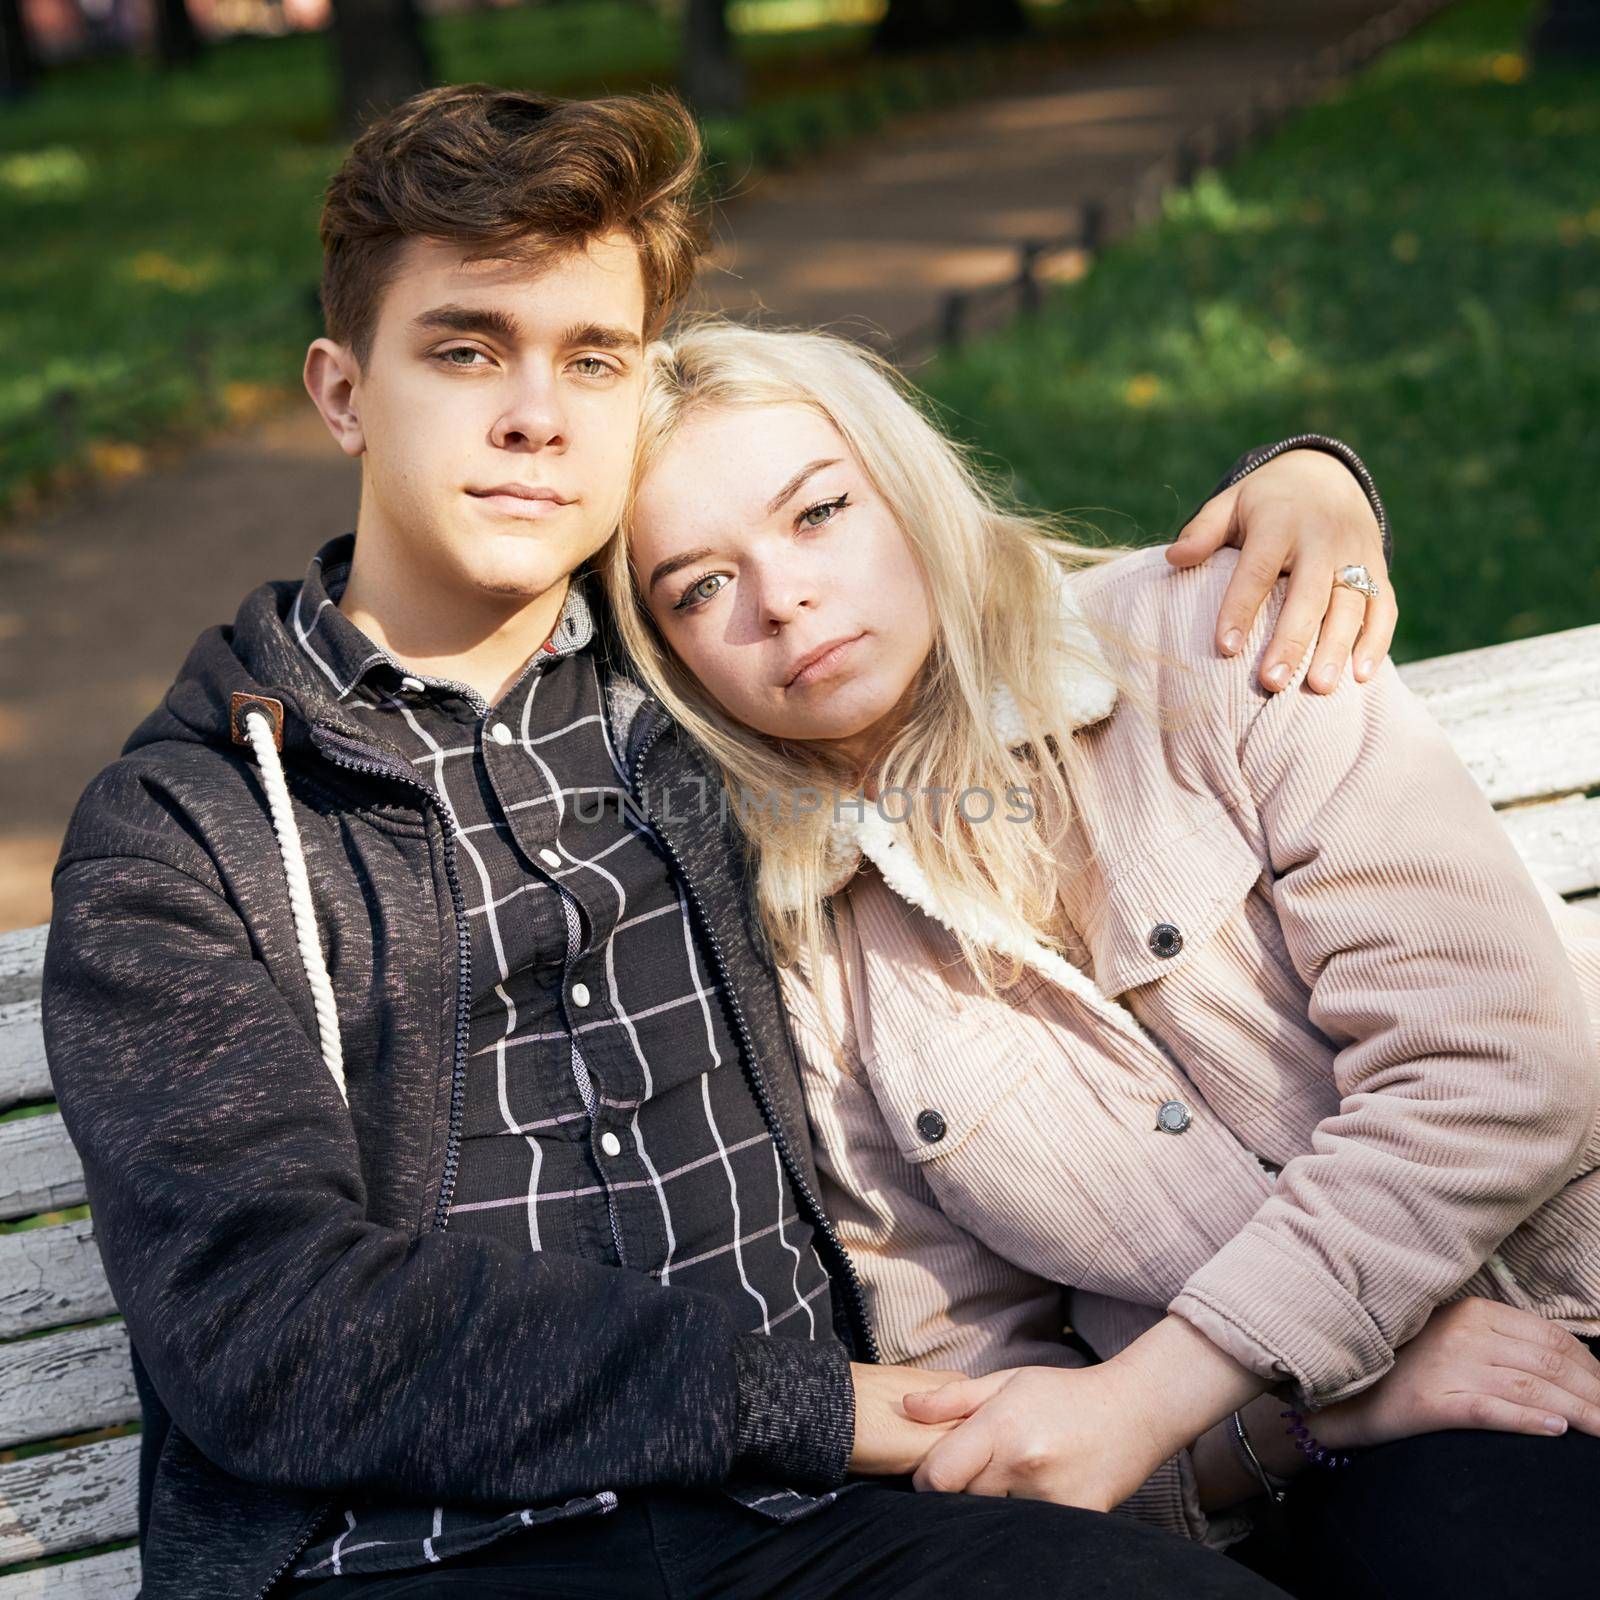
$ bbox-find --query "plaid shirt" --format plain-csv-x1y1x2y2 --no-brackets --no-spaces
289,540,837,1579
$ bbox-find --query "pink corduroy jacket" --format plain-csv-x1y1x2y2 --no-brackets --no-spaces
782,546,1600,1544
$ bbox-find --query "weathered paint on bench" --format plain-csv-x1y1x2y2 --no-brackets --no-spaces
0,620,1596,1598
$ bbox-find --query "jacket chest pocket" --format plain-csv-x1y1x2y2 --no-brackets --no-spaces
860,999,1167,1297
1079,806,1267,1001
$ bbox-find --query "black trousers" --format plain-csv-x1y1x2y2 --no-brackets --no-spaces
1229,1425,1600,1598
295,1480,1286,1599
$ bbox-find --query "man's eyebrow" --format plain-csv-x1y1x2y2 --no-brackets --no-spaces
766,458,840,516
646,547,714,597
410,304,522,341
562,322,644,354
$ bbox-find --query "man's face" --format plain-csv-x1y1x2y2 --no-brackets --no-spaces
343,231,647,604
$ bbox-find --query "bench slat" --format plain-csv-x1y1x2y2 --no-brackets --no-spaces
0,1222,116,1342
0,929,47,1010
1498,793,1600,901
1399,622,1600,806
0,1001,50,1115
0,1546,140,1600
0,1438,139,1566
0,1118,86,1226
0,1326,137,1452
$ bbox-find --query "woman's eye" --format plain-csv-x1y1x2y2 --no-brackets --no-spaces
798,493,849,529
674,572,729,612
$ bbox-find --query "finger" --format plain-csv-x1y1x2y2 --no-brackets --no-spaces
1480,1369,1600,1437
1259,561,1333,692
1304,586,1369,694
1353,588,1398,683
1214,535,1291,657
1168,488,1239,570
912,1419,995,1495
1480,1327,1600,1407
903,1372,1006,1424
1442,1391,1571,1437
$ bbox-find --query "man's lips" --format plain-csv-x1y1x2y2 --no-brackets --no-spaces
784,633,866,689
467,484,575,519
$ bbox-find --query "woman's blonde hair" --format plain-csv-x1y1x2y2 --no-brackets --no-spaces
603,318,1127,990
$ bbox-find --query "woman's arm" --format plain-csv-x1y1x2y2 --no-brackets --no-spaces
1168,599,1597,1411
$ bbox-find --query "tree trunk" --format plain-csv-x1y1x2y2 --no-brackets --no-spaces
872,0,1030,54
153,0,204,68
0,0,34,101
680,0,743,116
331,0,434,135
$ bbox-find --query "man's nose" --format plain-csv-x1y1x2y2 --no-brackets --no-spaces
489,373,567,451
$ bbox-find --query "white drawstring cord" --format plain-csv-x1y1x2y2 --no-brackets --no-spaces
242,709,348,1104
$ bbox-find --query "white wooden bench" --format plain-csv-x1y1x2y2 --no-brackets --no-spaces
2,622,1598,1598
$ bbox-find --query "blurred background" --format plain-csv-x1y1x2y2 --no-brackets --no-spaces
1,0,1597,933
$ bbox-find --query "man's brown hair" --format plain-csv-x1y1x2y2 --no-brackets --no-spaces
319,85,708,363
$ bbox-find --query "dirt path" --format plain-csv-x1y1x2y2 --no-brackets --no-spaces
0,0,1427,931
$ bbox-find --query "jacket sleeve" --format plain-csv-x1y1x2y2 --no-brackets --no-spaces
1167,619,1596,1408
1200,435,1392,563
43,838,853,1505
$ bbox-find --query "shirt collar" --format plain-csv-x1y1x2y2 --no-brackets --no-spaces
291,533,596,706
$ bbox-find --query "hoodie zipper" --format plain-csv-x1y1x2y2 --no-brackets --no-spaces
628,713,879,1362
250,731,476,1600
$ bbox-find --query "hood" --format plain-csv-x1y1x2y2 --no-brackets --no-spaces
123,533,373,763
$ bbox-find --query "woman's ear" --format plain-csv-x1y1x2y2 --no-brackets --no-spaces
303,338,366,459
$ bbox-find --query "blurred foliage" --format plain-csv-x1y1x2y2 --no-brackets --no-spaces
0,0,1186,516
922,0,1600,660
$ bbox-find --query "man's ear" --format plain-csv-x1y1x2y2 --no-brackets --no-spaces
304,338,366,458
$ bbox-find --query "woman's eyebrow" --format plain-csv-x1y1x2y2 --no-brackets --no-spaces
766,458,840,515
647,547,715,596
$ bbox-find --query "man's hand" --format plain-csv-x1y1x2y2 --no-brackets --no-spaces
1316,1297,1600,1451
1168,448,1396,696
848,1361,966,1477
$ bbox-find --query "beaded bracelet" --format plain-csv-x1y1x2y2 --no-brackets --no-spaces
1281,1407,1356,1470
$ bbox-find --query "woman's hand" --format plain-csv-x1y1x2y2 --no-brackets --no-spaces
901,1363,1174,1511
901,1314,1263,1510
1169,448,1396,696
1316,1297,1600,1451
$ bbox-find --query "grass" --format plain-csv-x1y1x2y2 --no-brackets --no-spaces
921,0,1600,661
0,0,1191,516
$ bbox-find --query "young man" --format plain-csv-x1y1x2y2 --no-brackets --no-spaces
43,87,1392,1600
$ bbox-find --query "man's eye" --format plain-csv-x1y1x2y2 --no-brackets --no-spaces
674,573,728,612
798,493,849,529
572,356,613,377
439,347,488,367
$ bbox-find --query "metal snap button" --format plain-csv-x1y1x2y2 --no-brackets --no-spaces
1148,923,1183,959
915,1108,947,1143
1156,1099,1193,1134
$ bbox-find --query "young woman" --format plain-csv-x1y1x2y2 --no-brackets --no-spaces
605,321,1600,1595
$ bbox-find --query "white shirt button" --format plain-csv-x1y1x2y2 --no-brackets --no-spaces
539,848,562,870
571,982,591,1008
489,722,514,746
599,1131,623,1158
399,676,425,694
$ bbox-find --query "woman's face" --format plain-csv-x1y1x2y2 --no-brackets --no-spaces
629,403,936,766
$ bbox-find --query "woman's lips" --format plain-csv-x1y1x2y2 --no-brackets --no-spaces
785,633,866,690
